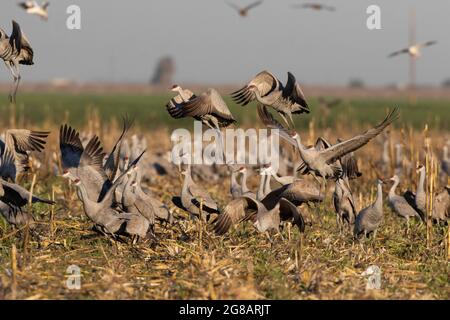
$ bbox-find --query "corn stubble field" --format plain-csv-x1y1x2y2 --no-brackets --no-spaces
0,93,449,300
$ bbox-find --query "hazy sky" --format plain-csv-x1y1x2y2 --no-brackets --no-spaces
0,0,448,86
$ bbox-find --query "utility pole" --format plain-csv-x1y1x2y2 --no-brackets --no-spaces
409,8,417,103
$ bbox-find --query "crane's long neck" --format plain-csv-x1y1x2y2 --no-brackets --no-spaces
417,169,425,195
122,173,135,206
264,173,272,196
374,182,383,212
76,183,99,218
135,168,145,196
295,136,307,153
182,164,193,193
389,179,399,198
444,147,449,161
257,174,266,200
177,88,190,102
230,170,238,187
241,170,250,194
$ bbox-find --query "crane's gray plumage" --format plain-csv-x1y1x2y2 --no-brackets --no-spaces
442,145,450,177
354,179,384,238
60,124,111,202
433,186,449,222
213,195,304,235
74,151,150,239
232,70,309,128
167,86,236,129
103,116,134,182
388,175,424,229
180,163,219,220
258,104,398,180
0,178,54,208
333,177,357,232
403,165,426,218
0,129,49,182
0,20,33,103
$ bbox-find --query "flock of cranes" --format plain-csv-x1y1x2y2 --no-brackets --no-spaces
0,3,448,248
226,1,336,17
0,63,448,243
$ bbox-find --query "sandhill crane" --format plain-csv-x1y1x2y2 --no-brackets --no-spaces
0,178,54,211
292,3,336,11
262,177,323,209
0,201,34,228
180,163,219,221
130,179,173,224
60,125,111,202
0,129,49,182
60,121,134,202
231,71,309,128
0,167,51,229
403,164,426,215
121,170,155,229
0,21,34,104
387,175,423,233
388,41,437,58
228,164,243,199
18,1,50,20
167,86,236,130
226,1,263,17
75,178,150,241
238,166,256,199
213,196,304,237
258,104,398,183
124,166,173,224
442,145,450,177
73,153,149,240
333,177,357,233
354,179,384,239
308,136,362,180
433,186,449,223
103,116,133,182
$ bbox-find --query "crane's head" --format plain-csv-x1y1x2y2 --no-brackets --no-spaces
389,175,399,183
73,178,81,186
61,169,72,179
237,166,247,174
416,164,425,173
171,84,182,92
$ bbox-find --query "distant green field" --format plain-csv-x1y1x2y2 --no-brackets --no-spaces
0,93,449,131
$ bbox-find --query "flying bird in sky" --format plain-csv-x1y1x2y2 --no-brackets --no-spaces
388,41,437,58
226,1,263,17
18,1,50,21
292,3,336,11
0,20,34,104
